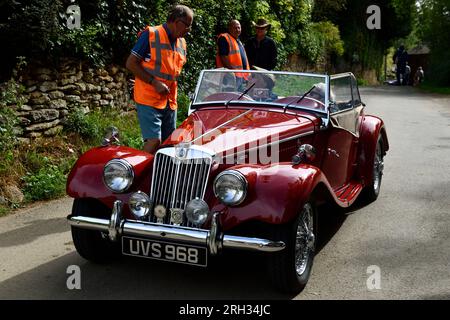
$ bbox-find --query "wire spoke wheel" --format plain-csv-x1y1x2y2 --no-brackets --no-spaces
373,140,384,195
267,201,317,293
295,203,315,276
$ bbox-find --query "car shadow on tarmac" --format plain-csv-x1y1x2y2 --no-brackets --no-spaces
0,248,296,299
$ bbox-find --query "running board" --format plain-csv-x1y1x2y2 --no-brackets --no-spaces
333,182,363,206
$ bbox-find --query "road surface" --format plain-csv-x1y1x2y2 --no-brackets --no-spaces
1,85,449,299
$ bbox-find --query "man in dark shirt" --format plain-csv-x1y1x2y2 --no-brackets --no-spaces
245,18,277,70
393,45,408,86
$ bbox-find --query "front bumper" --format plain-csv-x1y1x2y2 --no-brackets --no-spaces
67,200,285,255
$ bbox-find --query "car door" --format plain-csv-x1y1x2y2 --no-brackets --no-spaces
320,74,363,189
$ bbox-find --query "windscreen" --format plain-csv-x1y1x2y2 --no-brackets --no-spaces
193,70,329,113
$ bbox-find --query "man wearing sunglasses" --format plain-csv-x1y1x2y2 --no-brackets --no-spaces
126,5,193,154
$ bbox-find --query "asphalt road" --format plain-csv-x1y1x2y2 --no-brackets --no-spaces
1,86,449,300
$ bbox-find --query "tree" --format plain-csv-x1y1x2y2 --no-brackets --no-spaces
417,0,450,85
313,0,415,78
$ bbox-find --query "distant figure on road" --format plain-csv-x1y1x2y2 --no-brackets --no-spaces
404,62,411,85
393,45,408,85
414,66,425,86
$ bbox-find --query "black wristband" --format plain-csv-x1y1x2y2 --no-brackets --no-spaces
148,75,154,84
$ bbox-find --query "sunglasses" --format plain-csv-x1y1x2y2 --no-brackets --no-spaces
178,19,192,30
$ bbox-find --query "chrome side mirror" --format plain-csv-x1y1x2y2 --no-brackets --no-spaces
102,126,120,146
292,144,316,165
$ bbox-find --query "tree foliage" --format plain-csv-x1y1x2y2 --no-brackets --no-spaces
1,0,425,86
416,0,450,85
312,0,415,78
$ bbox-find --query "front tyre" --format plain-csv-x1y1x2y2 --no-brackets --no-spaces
71,198,120,263
267,202,317,294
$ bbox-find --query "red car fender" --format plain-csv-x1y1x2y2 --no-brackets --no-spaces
66,146,153,211
211,163,337,230
357,115,389,186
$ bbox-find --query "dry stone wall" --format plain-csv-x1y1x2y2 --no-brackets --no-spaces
13,59,133,141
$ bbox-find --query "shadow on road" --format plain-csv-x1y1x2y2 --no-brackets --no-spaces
0,250,294,299
315,204,347,254
0,217,69,248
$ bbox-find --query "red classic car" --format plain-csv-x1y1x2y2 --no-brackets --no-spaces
67,69,388,293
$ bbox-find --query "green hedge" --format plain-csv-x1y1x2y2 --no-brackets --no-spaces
1,0,345,90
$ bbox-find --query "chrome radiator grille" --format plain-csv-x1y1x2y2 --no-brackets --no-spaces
149,146,213,225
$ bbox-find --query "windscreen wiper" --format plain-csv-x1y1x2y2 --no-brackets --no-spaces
224,82,255,108
282,85,316,112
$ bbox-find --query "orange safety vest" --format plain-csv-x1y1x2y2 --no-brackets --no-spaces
134,25,187,110
216,33,250,80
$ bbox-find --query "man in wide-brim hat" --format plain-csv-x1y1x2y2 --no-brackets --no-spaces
252,18,271,29
245,18,277,71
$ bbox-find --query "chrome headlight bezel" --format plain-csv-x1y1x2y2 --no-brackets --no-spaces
213,170,248,206
103,159,134,193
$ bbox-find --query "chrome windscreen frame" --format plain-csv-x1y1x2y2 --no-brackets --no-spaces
188,69,331,129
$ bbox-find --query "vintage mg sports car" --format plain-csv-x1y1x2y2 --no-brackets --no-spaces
67,69,388,293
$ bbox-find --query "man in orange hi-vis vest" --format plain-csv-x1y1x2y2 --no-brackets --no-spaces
216,19,250,89
126,5,194,154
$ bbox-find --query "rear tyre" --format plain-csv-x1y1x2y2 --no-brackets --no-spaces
267,202,317,294
363,135,384,203
71,198,120,263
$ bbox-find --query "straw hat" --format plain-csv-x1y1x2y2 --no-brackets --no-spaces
252,18,271,29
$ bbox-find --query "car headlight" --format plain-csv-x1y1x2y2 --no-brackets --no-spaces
129,191,151,219
103,159,134,193
213,170,248,206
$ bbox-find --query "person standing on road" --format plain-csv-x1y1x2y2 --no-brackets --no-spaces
414,66,425,86
126,5,194,154
216,19,250,89
393,45,408,85
403,62,411,85
245,18,277,71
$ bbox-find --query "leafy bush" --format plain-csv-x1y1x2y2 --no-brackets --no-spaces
64,105,143,149
22,164,67,201
177,92,191,126
0,105,19,153
64,107,100,141
0,58,26,153
0,205,8,217
357,78,369,87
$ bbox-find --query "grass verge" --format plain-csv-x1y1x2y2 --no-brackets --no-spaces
418,83,450,95
0,107,142,216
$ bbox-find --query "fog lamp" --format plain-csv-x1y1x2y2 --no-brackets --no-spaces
185,198,210,225
128,191,151,219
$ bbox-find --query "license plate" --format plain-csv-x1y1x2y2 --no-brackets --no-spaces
122,236,207,267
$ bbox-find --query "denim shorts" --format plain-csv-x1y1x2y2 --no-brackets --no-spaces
135,102,177,142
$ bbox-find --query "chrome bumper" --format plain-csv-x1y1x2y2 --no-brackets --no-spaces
67,200,285,255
